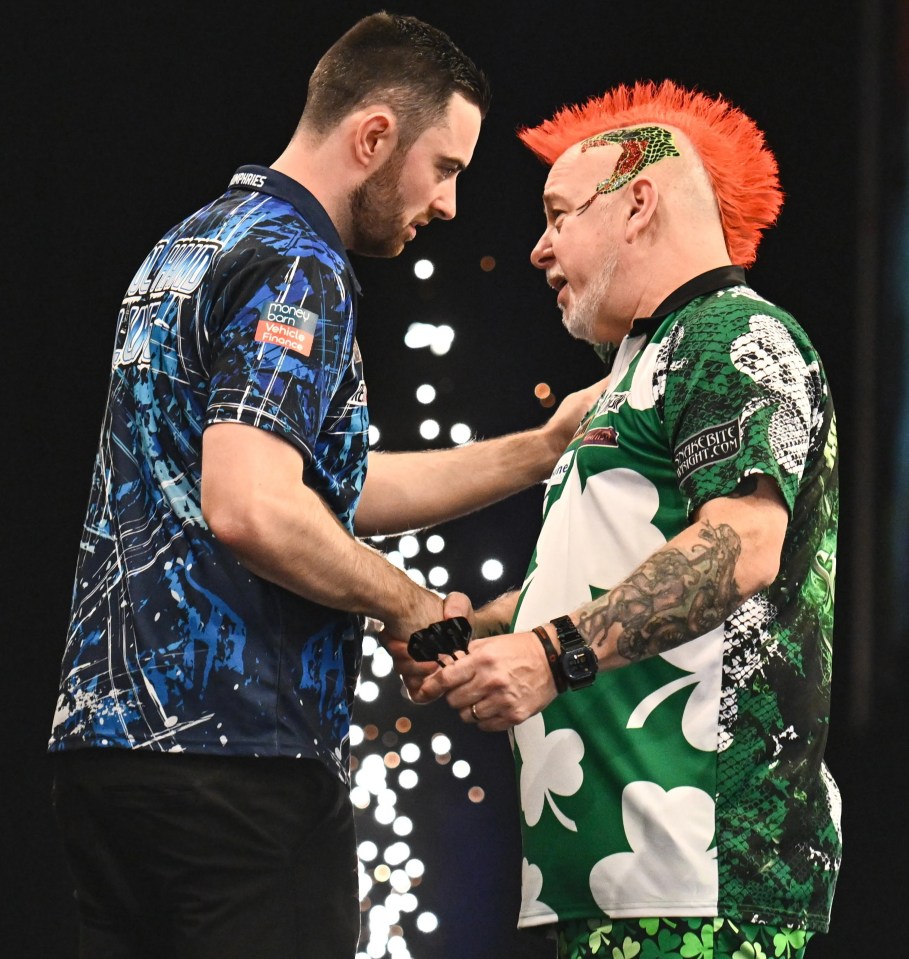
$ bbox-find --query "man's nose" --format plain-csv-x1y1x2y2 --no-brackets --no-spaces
530,229,553,269
431,181,456,221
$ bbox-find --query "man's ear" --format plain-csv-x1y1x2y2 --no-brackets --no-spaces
352,109,399,171
625,177,658,242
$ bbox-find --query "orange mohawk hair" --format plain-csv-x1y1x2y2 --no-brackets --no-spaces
518,80,783,267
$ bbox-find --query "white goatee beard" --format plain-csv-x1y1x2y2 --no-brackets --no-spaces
561,248,619,344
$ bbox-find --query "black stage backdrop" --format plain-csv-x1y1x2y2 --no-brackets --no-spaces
5,2,906,956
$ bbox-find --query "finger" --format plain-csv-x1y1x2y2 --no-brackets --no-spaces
420,671,461,702
405,685,437,705
402,673,446,704
394,659,437,679
443,683,481,712
460,706,510,733
442,591,473,620
423,656,475,696
459,704,476,725
417,674,445,701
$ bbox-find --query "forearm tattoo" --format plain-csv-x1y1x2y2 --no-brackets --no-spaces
578,521,743,661
475,592,520,638
476,616,513,638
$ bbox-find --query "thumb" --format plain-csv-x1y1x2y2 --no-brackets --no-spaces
442,591,474,622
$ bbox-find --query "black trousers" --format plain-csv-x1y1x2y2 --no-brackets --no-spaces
51,750,359,959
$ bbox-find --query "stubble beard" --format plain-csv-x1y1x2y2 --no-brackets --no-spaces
348,148,409,258
560,247,620,344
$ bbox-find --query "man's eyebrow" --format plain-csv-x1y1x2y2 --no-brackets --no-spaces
541,189,567,214
438,155,466,172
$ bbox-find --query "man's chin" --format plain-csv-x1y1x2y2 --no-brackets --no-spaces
352,238,406,259
561,313,597,345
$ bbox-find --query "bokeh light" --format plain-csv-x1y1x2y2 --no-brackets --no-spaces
429,324,454,356
403,322,454,355
398,535,420,558
481,559,504,580
449,422,472,444
415,384,436,404
398,769,419,789
419,419,440,440
413,258,434,279
350,323,503,957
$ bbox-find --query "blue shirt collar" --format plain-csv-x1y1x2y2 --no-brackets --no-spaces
228,165,361,293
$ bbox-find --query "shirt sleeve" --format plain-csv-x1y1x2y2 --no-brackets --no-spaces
658,291,824,516
204,235,355,463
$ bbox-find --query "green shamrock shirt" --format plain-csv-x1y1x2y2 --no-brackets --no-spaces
511,268,841,932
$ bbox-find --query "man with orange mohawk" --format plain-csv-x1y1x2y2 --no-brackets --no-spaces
409,80,841,958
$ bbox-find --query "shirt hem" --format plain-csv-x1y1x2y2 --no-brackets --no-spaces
519,901,831,933
47,736,349,784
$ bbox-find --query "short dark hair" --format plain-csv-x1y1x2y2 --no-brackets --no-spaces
300,12,491,149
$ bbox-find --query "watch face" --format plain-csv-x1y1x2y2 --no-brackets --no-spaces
563,646,597,682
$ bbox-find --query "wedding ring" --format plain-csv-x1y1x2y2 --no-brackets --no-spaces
470,702,480,722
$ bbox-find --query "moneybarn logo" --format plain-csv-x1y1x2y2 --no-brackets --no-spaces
255,301,319,357
675,418,741,481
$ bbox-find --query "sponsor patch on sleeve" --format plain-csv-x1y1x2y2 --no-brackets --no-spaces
674,417,741,482
582,426,619,448
548,449,575,488
255,301,319,357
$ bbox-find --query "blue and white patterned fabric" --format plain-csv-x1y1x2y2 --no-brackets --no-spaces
50,166,368,783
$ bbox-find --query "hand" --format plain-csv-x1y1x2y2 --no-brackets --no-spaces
385,590,476,704
442,591,474,628
417,631,560,732
386,634,440,703
539,375,609,458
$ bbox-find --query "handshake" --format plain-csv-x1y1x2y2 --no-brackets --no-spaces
407,616,472,665
380,594,588,732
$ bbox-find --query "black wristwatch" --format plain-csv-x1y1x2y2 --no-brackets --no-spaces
551,615,599,691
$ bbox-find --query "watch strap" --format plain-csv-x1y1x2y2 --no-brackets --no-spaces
550,614,584,650
532,625,567,693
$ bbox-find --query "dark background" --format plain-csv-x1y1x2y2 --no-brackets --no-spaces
5,2,907,956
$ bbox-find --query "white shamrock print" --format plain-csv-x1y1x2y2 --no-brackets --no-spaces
516,463,722,753
514,713,584,831
589,781,717,911
516,338,666,629
520,857,557,922
626,626,723,753
515,466,666,629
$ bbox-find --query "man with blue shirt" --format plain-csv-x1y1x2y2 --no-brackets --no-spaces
48,14,603,958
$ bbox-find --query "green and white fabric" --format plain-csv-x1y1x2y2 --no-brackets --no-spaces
512,268,841,932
